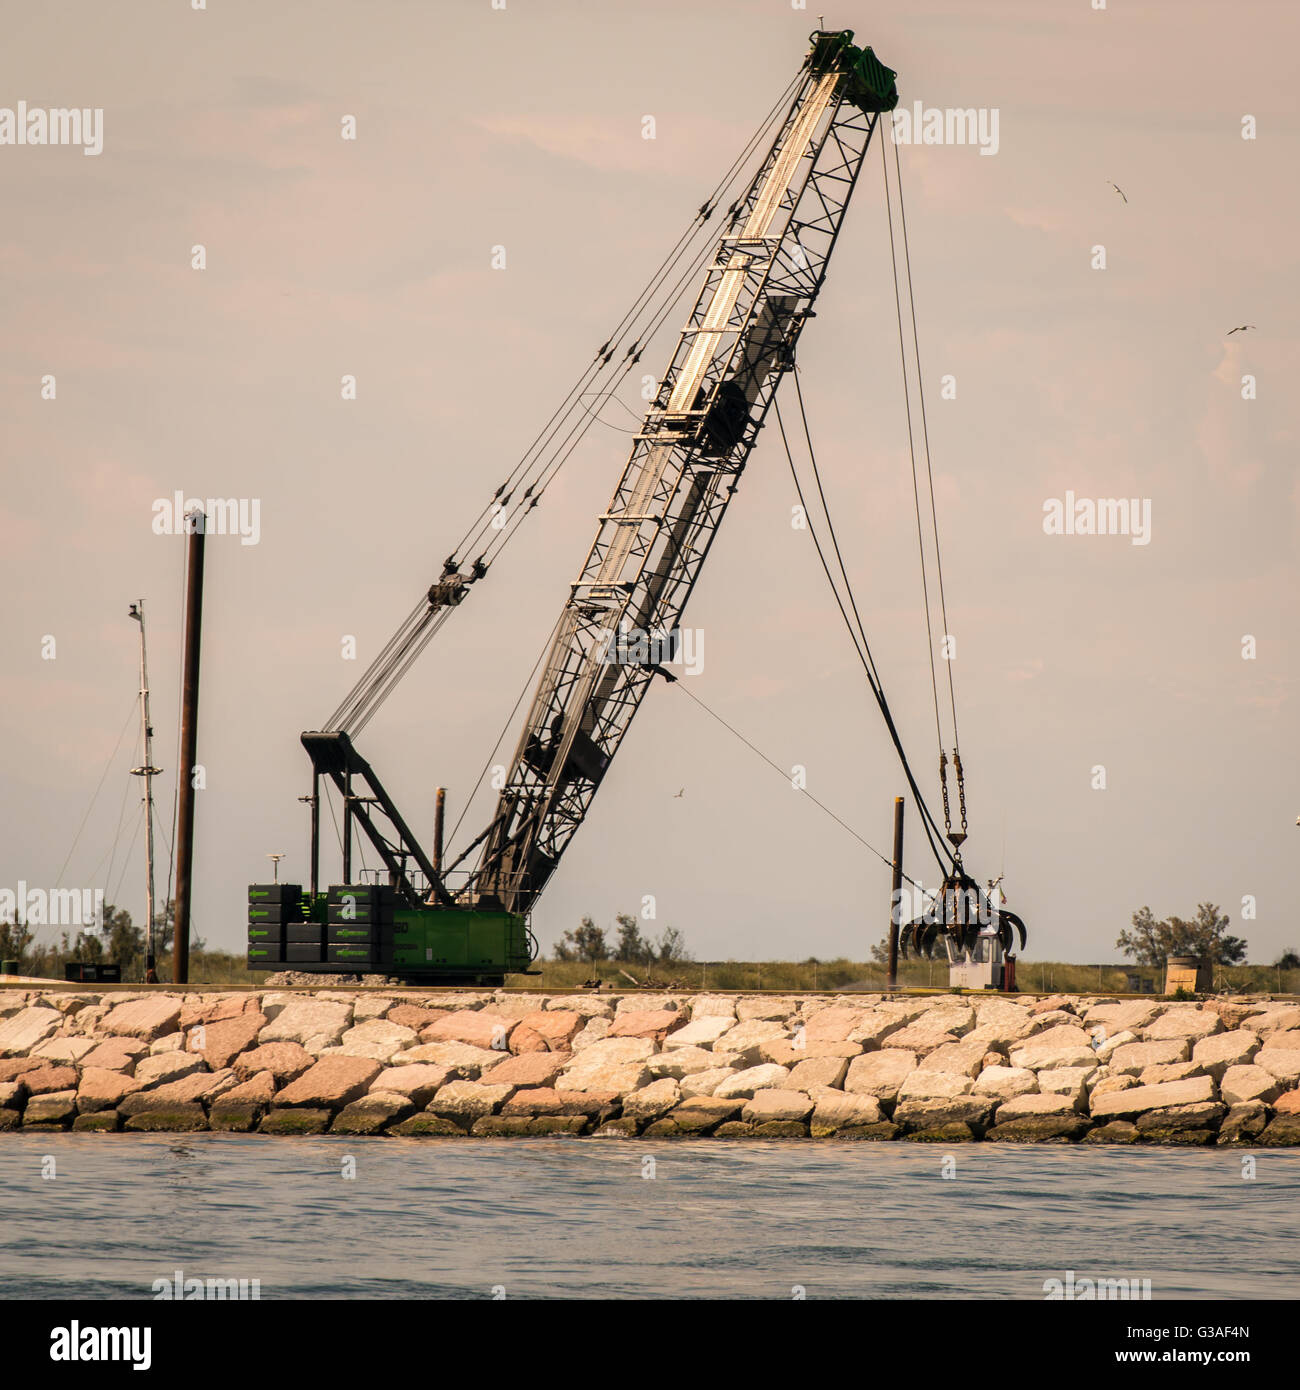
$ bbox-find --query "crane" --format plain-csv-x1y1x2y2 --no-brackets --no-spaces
248,31,1025,984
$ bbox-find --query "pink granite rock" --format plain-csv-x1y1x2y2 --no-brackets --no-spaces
274,1056,381,1108
188,1013,267,1070
20,1065,79,1096
234,1041,314,1083
481,1051,569,1088
101,997,182,1041
518,1010,583,1048
422,1010,516,1051
606,1009,684,1043
76,1067,144,1113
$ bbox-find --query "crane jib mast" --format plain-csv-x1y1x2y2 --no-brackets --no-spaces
265,32,900,982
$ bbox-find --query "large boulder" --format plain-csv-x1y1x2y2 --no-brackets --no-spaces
606,1010,684,1043
77,1037,148,1073
481,1051,569,1088
742,1089,814,1124
1089,1074,1217,1120
1142,1008,1222,1042
428,1080,515,1125
715,1020,789,1061
31,1036,97,1066
1219,1064,1283,1106
100,997,182,1041
893,1096,994,1135
801,1007,869,1044
76,1067,144,1113
916,1039,988,1079
985,1115,1092,1142
972,1066,1038,1099
18,1065,79,1096
897,1070,974,1100
556,1055,651,1095
134,1053,207,1090
23,1089,78,1127
786,1055,849,1092
843,1049,915,1100
1083,1000,1164,1033
679,1068,737,1099
517,1010,584,1049
257,1000,352,1049
274,1056,381,1109
657,1097,744,1135
661,1016,734,1050
188,1012,267,1070
331,1092,414,1135
422,1010,517,1051
391,1041,501,1076
1135,1102,1226,1134
501,1088,619,1118
1218,1100,1269,1143
1009,1024,1097,1071
1106,1040,1191,1075
233,1041,313,1083
713,1064,791,1100
648,1046,741,1079
0,1006,64,1055
996,1092,1082,1120
809,1091,884,1136
1246,1006,1300,1035
621,1078,682,1120
735,996,798,1022
367,1064,453,1108
1253,1046,1300,1083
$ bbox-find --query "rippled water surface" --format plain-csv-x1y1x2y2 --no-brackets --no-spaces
2,1135,1297,1299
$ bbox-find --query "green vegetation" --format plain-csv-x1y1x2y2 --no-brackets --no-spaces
1117,903,1247,966
0,901,271,985
552,913,690,968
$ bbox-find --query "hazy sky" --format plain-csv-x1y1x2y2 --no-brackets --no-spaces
2,0,1296,966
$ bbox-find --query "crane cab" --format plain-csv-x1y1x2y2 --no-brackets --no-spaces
945,927,1015,991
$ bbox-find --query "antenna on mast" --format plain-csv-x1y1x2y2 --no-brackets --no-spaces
128,601,162,983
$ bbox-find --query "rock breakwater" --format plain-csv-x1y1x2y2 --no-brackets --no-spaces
2,988,1298,1143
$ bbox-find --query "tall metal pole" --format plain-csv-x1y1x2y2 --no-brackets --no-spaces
342,769,352,884
887,795,904,992
433,787,446,876
172,510,206,985
129,602,162,982
309,773,320,898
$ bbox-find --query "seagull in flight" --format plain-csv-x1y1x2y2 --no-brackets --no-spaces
1108,182,1127,203
674,788,684,798
1226,325,1256,335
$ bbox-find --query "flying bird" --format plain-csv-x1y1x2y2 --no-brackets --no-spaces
674,788,684,798
1227,325,1256,335
1108,182,1127,203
